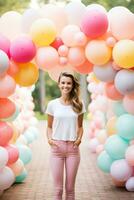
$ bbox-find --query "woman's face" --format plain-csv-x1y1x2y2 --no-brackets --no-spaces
58,76,73,95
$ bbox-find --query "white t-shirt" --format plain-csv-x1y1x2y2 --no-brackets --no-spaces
45,98,86,141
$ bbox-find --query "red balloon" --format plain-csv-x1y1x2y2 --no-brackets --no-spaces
0,98,16,119
51,37,64,50
0,121,13,146
5,144,19,164
105,82,124,100
73,60,93,74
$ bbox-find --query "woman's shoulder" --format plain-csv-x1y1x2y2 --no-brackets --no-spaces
47,98,59,105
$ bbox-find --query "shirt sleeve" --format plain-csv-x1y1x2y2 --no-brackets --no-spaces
79,100,86,115
45,101,54,115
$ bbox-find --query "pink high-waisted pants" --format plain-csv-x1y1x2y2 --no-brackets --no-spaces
50,140,80,200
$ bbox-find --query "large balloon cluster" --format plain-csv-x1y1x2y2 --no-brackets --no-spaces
0,0,134,193
0,85,39,194
86,6,134,188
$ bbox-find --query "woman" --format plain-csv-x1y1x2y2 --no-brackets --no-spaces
45,72,86,200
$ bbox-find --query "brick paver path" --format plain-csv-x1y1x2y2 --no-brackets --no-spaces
1,120,134,200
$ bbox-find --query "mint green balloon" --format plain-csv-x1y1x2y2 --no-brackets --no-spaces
15,169,28,183
116,114,134,140
105,135,128,160
97,151,113,173
16,144,32,165
113,101,127,117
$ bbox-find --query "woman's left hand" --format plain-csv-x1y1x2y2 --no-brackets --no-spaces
73,138,81,147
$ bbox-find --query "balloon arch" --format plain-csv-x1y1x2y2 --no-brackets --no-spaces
0,1,134,193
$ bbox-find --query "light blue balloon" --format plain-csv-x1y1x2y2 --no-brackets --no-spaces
24,131,35,144
116,114,134,140
113,101,127,117
15,169,28,183
97,151,113,173
16,144,32,165
105,135,129,160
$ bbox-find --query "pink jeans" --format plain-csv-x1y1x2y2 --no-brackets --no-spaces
50,140,80,200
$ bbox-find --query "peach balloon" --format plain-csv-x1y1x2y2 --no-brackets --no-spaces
59,57,68,66
61,25,80,47
8,159,24,177
105,82,124,100
58,45,69,57
0,75,16,98
74,32,88,46
96,129,107,144
108,7,134,40
0,98,16,119
14,62,39,87
85,40,112,65
35,47,59,71
106,116,117,136
106,37,116,47
68,47,85,66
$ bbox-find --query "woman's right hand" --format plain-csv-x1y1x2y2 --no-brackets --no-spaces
48,139,58,147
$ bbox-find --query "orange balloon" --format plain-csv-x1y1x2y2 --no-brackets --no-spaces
106,116,117,136
0,98,16,119
14,62,39,86
8,123,19,144
105,82,124,100
73,60,93,74
7,60,19,77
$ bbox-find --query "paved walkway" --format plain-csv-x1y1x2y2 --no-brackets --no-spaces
1,121,134,200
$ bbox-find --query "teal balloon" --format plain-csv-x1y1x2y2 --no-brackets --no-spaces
97,151,113,173
113,101,127,117
15,169,28,183
24,131,35,144
105,135,128,160
116,114,134,140
16,144,32,165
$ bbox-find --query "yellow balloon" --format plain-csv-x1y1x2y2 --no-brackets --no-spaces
14,62,39,86
30,19,57,47
85,40,112,65
106,116,117,136
113,40,134,68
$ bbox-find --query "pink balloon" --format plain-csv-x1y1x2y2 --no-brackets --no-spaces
35,47,59,71
58,45,69,57
68,47,85,66
10,36,36,63
123,96,134,114
80,10,108,38
0,34,10,57
0,75,16,98
125,145,134,166
0,122,13,146
5,145,19,165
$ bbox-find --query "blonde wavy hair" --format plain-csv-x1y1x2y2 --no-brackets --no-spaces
58,72,83,113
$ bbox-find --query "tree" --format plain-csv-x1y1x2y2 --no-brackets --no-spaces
82,0,134,12
0,0,30,15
